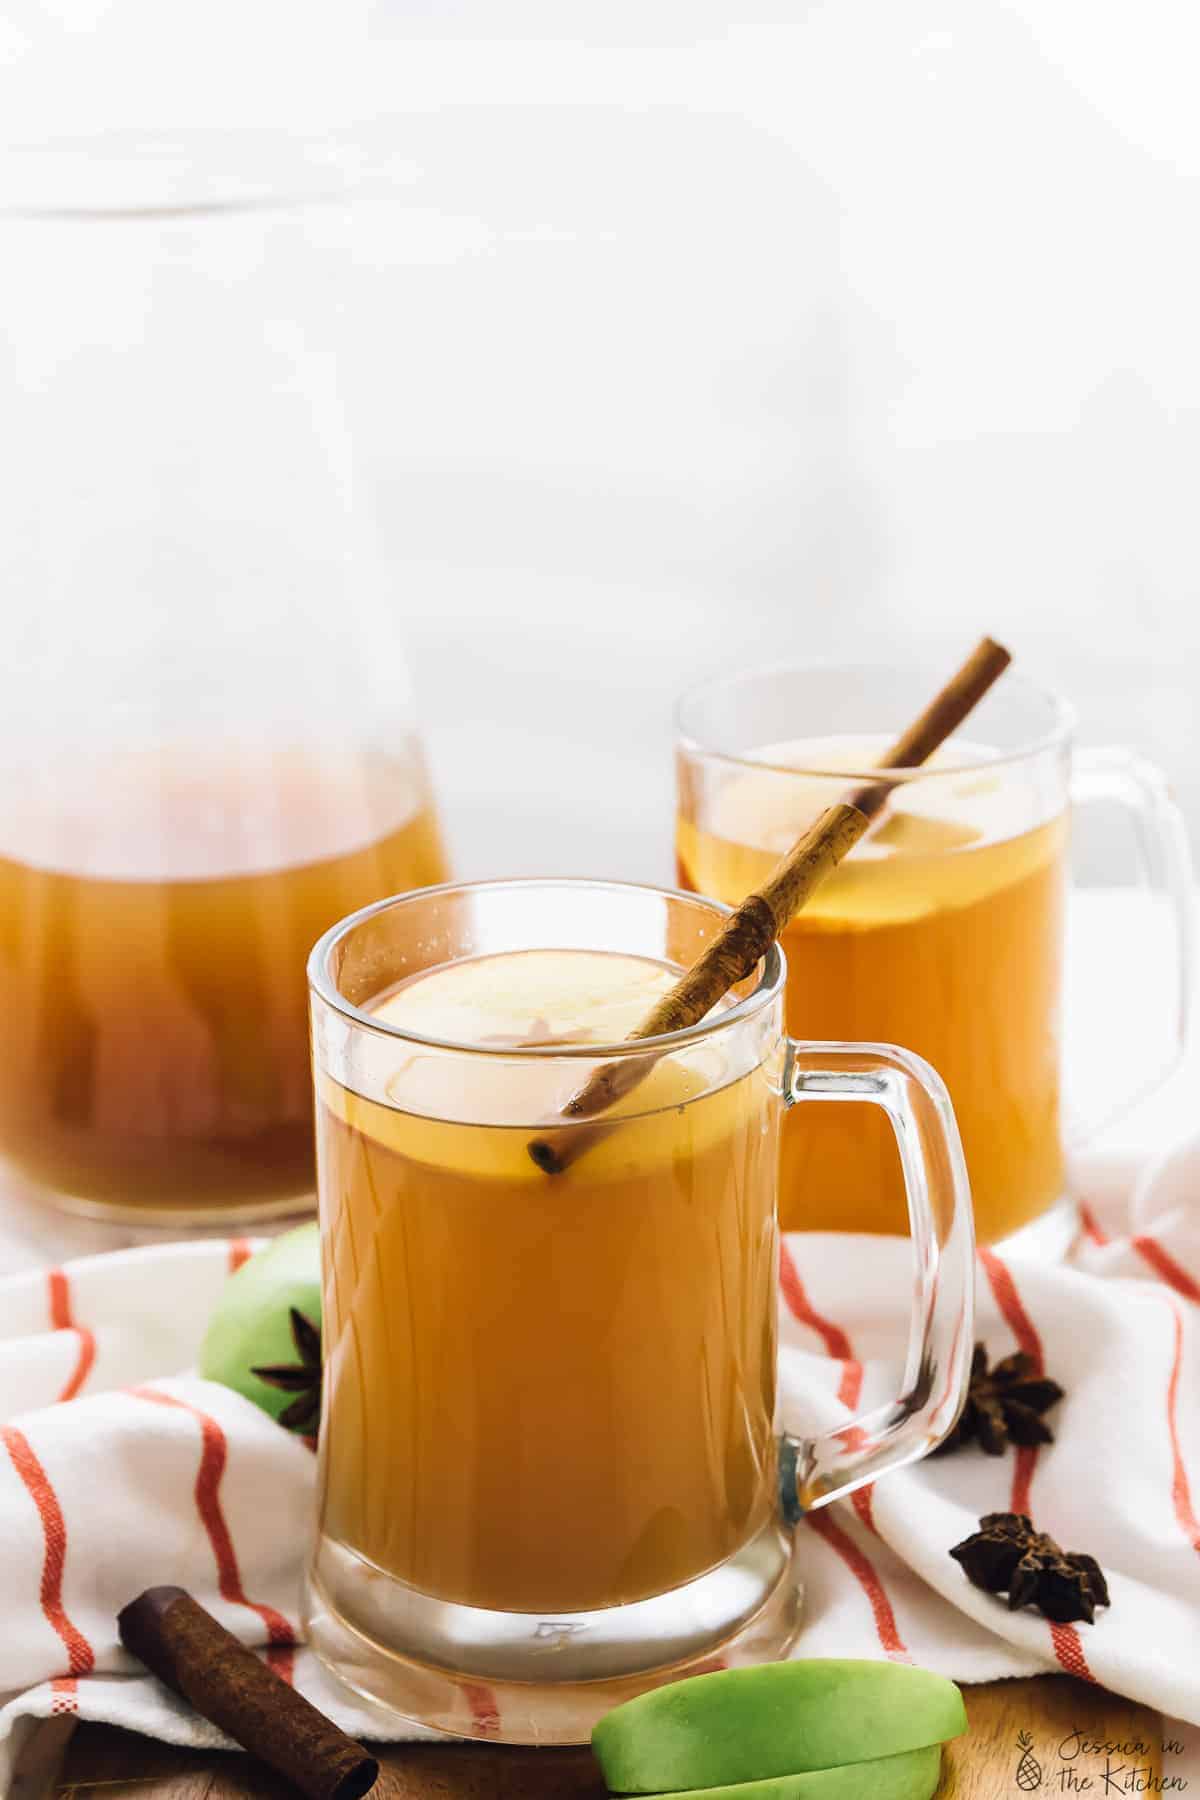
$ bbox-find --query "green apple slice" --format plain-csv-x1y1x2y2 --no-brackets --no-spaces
645,1745,942,1800
592,1661,966,1794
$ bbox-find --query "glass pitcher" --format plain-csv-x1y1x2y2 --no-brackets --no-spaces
0,137,447,1230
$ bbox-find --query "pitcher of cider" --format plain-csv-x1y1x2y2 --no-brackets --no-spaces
0,138,447,1227
676,661,1193,1248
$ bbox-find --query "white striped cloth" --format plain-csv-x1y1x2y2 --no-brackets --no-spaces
0,1141,1198,1777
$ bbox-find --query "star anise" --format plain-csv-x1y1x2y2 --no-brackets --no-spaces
252,1307,321,1435
950,1512,1110,1624
933,1342,1064,1457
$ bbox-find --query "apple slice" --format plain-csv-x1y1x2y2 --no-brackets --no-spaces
641,1745,942,1800
592,1661,966,1794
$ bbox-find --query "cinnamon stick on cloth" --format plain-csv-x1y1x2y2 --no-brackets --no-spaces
528,635,1012,1177
117,1586,379,1800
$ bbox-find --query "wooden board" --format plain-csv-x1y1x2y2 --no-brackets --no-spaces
23,1676,1165,1800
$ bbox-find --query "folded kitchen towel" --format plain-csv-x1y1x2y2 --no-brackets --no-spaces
0,1140,1198,1768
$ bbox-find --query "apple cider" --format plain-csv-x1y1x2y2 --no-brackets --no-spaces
0,747,446,1216
677,736,1067,1242
314,948,780,1615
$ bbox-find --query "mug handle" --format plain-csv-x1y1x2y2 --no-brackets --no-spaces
1066,748,1195,1146
778,1041,975,1522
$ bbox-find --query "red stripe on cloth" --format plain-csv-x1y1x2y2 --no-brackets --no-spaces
46,1269,96,1404
978,1248,1042,1513
1164,1302,1200,1556
851,1485,878,1536
976,1251,1094,1682
779,1243,863,1409
1,1426,95,1680
1078,1202,1109,1248
227,1239,253,1275
462,1682,501,1735
263,1644,295,1680
50,1675,78,1714
1133,1237,1200,1305
1007,1444,1037,1518
837,1362,863,1412
1048,1622,1095,1682
977,1248,1044,1365
130,1389,295,1680
805,1509,910,1661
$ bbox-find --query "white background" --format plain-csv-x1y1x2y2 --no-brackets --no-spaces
1,2,1198,881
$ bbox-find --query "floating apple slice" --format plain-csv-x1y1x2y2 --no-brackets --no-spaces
591,1661,966,1794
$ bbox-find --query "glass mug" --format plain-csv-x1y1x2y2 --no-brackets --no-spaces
304,878,974,1743
676,662,1194,1246
0,137,447,1230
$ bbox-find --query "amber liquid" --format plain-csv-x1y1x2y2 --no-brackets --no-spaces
0,749,446,1213
677,741,1067,1243
314,949,779,1615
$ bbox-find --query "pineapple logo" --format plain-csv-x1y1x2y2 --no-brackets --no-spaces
1014,1731,1043,1791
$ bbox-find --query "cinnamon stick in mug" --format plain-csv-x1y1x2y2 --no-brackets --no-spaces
528,635,1012,1176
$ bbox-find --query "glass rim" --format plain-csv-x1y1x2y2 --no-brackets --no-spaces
674,659,1076,781
308,875,786,1060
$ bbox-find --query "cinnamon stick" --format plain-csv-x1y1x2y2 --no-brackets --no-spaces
528,636,1011,1176
844,634,1013,818
117,1586,378,1800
